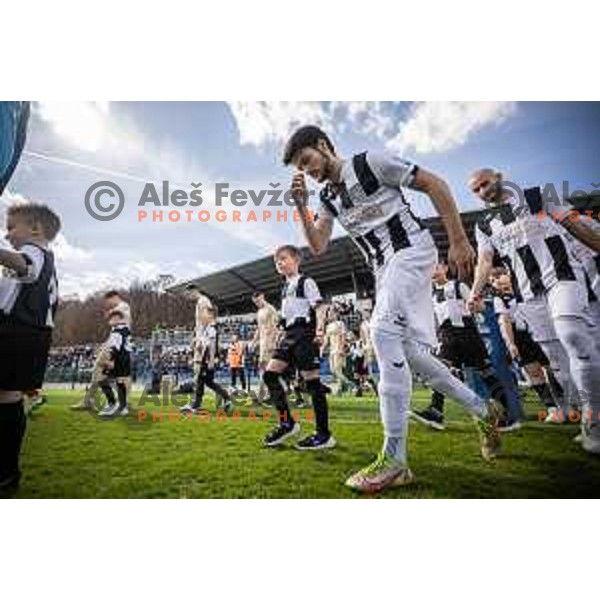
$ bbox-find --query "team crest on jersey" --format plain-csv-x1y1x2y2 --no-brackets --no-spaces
492,214,546,249
340,203,385,229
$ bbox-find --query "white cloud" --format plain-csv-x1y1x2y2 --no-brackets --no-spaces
0,188,28,209
227,101,332,148
58,260,164,299
333,101,395,138
228,101,517,157
51,233,94,264
36,102,111,153
195,259,222,274
227,101,397,149
387,101,517,155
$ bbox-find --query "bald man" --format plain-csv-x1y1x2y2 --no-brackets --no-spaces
467,168,600,453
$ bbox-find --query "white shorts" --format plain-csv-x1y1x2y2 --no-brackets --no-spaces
371,241,437,346
546,280,589,320
521,297,557,343
523,280,591,342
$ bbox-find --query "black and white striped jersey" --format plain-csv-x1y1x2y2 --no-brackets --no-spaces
280,273,321,328
195,323,218,366
475,187,584,302
106,325,132,353
432,279,474,329
0,243,58,329
493,293,529,332
319,152,434,271
583,255,600,303
560,219,600,303
106,324,132,373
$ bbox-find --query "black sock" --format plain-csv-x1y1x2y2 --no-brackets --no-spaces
116,382,128,409
213,383,230,403
0,400,26,481
431,390,445,413
307,381,330,437
265,373,292,424
100,382,117,405
193,372,204,409
368,378,378,395
532,382,556,408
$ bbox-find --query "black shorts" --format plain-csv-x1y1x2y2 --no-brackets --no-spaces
354,357,368,377
514,329,549,366
437,325,490,369
104,350,131,378
272,326,320,372
0,321,52,390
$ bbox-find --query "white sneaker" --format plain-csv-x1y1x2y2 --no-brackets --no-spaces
179,403,198,414
99,403,119,417
581,424,600,454
115,406,129,417
544,407,566,424
345,453,414,493
70,400,91,410
497,420,523,433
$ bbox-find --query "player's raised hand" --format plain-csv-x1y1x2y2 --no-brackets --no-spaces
291,171,308,210
448,238,476,281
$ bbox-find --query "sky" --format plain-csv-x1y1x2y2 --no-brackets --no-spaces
2,101,599,298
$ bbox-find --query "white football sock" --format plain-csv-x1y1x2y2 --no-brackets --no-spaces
404,340,487,419
371,327,411,465
553,316,600,423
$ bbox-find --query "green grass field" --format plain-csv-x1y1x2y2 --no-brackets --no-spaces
15,387,600,498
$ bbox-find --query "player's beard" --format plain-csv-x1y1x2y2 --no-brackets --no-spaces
318,153,334,183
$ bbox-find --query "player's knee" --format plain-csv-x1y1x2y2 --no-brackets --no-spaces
555,317,593,357
370,326,402,361
263,370,281,389
376,362,411,405
304,378,328,395
404,342,446,388
370,331,410,388
370,325,390,348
